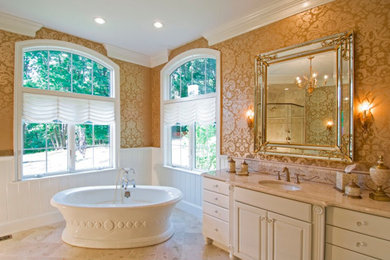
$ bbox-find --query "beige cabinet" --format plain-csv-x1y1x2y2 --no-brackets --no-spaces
326,207,390,260
267,212,311,260
234,202,267,260
233,188,314,260
202,177,231,251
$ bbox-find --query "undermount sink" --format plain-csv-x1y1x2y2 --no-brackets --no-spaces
258,180,301,191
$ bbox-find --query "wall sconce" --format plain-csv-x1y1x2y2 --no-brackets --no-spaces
326,120,334,131
246,107,254,128
359,100,373,131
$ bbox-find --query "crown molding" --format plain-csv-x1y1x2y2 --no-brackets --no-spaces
104,44,169,68
0,12,42,37
203,0,335,46
104,44,151,67
150,50,169,68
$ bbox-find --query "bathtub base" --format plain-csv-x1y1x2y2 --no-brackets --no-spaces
62,224,174,249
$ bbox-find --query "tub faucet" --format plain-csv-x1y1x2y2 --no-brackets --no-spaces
120,168,136,190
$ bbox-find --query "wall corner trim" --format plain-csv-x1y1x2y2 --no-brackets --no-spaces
104,44,168,68
0,12,42,37
104,43,151,67
150,50,169,68
202,0,335,46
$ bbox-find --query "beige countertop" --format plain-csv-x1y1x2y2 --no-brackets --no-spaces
203,170,390,218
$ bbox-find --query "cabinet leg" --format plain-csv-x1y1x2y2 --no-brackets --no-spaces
205,237,213,245
229,246,237,259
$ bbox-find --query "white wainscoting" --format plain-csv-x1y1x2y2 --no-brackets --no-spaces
151,148,203,218
0,147,153,237
120,147,153,185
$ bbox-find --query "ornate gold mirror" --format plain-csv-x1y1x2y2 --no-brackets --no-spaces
254,32,354,162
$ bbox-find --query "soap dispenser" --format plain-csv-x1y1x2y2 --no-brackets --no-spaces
343,164,362,199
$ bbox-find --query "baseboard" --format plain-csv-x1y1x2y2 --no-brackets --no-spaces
0,211,63,237
175,200,202,219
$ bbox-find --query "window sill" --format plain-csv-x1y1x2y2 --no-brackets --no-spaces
162,165,208,176
15,168,117,183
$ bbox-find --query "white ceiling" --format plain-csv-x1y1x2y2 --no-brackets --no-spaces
0,0,335,66
0,0,274,56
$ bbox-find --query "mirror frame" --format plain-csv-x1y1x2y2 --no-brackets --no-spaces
254,31,354,162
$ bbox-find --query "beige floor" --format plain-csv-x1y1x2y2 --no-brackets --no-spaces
0,209,229,260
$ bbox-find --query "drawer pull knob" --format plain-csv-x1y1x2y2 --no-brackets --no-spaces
215,228,219,232
214,210,218,214
356,242,367,247
214,197,218,201
356,221,367,226
214,184,219,188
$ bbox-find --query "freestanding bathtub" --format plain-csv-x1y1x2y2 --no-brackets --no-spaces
51,185,182,249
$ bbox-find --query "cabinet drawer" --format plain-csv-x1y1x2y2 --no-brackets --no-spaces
203,177,229,195
203,190,229,209
203,214,229,246
326,225,390,260
234,187,311,222
325,244,376,260
327,207,390,241
203,201,229,222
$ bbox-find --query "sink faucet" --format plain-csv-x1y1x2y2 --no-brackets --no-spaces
282,167,290,182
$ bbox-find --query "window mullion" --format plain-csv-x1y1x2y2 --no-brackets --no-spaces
68,124,76,172
190,123,195,171
168,125,172,167
92,124,95,169
47,50,50,90
204,59,207,94
45,124,48,175
70,54,73,93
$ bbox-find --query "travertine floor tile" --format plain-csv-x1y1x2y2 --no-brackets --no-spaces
0,209,229,260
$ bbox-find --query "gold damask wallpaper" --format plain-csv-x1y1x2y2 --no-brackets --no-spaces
0,28,152,155
152,0,390,169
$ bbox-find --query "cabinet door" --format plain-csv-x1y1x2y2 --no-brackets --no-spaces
267,212,311,260
234,201,267,260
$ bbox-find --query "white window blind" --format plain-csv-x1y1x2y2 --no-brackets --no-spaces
163,97,215,126
23,93,115,124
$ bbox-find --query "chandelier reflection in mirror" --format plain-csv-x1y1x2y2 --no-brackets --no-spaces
295,56,328,95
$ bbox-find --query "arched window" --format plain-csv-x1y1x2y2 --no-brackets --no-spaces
161,49,220,171
14,40,120,179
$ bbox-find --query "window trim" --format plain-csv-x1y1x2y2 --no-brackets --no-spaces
160,48,221,171
14,39,120,180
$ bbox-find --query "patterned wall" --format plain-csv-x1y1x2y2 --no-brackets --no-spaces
152,0,390,169
0,28,152,155
305,85,337,146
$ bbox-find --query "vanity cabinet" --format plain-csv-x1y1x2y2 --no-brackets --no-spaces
325,207,390,260
234,187,313,260
202,178,231,249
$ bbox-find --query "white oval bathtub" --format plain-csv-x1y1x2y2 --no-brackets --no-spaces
51,185,182,249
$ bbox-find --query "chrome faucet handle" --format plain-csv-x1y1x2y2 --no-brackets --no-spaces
274,170,281,180
295,173,305,184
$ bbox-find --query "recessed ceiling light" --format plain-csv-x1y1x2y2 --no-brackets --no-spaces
303,2,310,7
284,88,289,91
94,17,106,25
153,21,163,29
